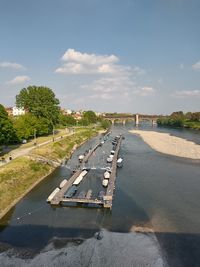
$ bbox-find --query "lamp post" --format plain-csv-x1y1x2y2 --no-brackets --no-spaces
34,129,37,146
52,126,55,142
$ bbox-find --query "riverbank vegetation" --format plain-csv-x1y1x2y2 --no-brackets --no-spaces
157,111,200,130
0,126,103,219
0,86,110,155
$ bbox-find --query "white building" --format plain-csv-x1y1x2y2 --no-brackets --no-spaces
66,109,72,115
12,106,26,116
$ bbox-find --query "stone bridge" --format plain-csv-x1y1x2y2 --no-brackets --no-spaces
104,114,159,126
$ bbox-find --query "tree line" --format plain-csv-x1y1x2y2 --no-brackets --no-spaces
0,86,110,145
157,111,200,129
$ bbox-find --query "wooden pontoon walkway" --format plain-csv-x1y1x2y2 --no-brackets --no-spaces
50,132,122,209
104,135,122,209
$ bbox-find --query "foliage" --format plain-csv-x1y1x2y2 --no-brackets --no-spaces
59,114,76,126
0,104,18,145
78,118,90,126
83,110,98,124
16,86,60,126
100,119,111,129
157,111,200,129
13,113,51,140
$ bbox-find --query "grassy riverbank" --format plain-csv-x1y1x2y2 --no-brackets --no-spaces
0,127,103,219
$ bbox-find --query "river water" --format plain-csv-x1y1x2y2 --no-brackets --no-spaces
0,123,200,267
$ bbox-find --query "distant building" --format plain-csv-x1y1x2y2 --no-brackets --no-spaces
73,113,82,120
5,107,13,116
61,108,73,115
12,107,26,116
5,106,26,116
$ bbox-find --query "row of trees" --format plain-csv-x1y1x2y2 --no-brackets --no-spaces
0,86,110,145
157,111,200,128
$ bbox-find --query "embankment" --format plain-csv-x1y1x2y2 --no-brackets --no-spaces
0,127,104,219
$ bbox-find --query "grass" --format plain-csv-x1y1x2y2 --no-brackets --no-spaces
0,126,104,218
184,121,200,130
30,127,99,161
0,157,53,215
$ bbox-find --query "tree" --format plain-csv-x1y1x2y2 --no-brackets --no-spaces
0,104,18,145
59,114,76,126
16,86,60,127
13,113,50,140
83,111,97,124
100,119,111,129
190,112,200,122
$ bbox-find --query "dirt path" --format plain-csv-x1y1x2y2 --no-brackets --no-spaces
0,133,72,167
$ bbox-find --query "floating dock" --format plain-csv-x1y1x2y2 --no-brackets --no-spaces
49,133,122,209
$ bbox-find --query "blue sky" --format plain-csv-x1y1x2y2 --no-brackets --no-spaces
0,0,200,114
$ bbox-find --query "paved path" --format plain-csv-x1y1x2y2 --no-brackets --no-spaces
0,133,73,168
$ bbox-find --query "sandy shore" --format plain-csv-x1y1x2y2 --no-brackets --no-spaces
130,130,200,159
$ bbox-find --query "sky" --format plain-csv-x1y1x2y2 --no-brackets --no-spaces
0,0,200,114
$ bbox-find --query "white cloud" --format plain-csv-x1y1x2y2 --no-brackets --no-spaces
6,75,30,85
134,86,156,96
56,49,151,102
172,90,200,98
61,48,119,65
192,61,200,71
0,61,25,70
180,63,184,70
55,48,145,76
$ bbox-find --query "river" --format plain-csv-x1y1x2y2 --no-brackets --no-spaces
0,123,200,267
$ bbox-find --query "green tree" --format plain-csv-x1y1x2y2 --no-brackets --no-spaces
100,119,111,129
13,113,50,140
59,114,76,126
0,104,18,145
83,110,97,124
16,86,60,127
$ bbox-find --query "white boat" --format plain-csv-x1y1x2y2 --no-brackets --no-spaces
102,179,108,187
110,150,115,155
106,166,112,172
59,179,67,188
104,171,110,179
47,187,60,202
78,155,84,162
81,170,88,177
107,157,113,163
117,158,123,167
73,170,88,185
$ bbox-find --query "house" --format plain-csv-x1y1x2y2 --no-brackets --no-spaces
5,106,26,116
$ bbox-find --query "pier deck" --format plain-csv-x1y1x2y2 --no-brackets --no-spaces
50,132,122,209
104,135,122,208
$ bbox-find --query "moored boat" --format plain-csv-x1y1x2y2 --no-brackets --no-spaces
86,189,92,199
102,179,109,187
117,157,123,167
104,171,110,179
78,155,84,162
64,185,77,198
107,157,113,163
59,179,68,189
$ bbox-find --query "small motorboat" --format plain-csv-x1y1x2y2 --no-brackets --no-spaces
78,155,84,162
102,179,108,187
107,157,113,163
110,150,115,155
104,171,110,179
117,157,123,168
